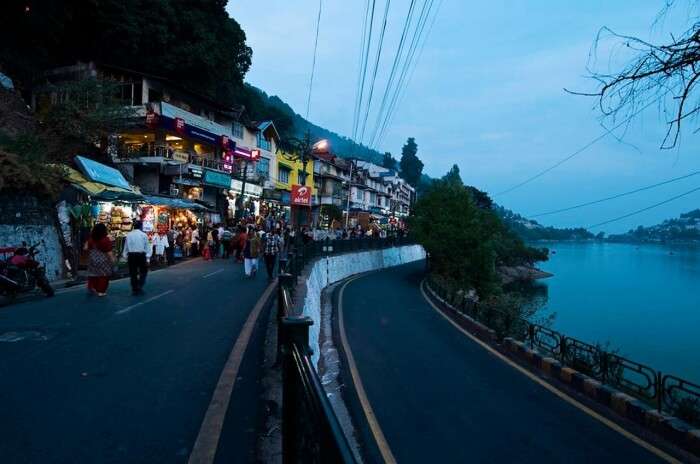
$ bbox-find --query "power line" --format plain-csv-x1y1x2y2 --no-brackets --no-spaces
587,185,700,229
352,0,378,142
374,0,442,149
367,0,417,147
372,0,438,149
494,93,670,197
305,0,324,120
358,0,393,144
528,170,700,218
352,0,372,142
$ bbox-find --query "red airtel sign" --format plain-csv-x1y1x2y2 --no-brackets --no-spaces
291,184,311,206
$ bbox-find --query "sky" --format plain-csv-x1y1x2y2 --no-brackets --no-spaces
228,1,700,233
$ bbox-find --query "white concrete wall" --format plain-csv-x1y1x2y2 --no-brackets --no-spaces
0,225,64,281
301,244,426,363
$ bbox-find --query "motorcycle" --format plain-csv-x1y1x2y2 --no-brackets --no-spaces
0,241,55,301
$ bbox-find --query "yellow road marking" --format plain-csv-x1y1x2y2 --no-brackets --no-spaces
419,279,680,464
187,279,277,464
339,275,397,464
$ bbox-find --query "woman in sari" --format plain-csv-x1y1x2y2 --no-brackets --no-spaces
86,223,114,296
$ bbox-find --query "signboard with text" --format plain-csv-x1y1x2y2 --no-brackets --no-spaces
291,184,312,207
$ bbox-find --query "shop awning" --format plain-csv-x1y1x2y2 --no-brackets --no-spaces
142,195,210,211
62,166,144,202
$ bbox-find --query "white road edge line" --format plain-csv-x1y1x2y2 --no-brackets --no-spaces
202,269,225,279
114,289,175,315
187,279,277,464
419,279,680,464
338,275,398,464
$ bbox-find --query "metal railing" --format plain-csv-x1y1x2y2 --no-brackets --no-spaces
426,276,700,426
276,236,414,463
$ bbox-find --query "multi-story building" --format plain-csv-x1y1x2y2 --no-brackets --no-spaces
33,62,277,223
355,160,414,217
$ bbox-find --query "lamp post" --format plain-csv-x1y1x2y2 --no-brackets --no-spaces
344,159,355,229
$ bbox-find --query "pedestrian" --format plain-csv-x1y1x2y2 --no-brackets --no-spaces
166,228,176,265
122,220,151,295
221,227,233,259
191,226,200,257
236,226,248,262
263,229,281,280
243,226,261,278
212,226,220,258
85,223,114,297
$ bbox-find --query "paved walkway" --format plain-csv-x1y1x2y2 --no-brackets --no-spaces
0,257,271,464
338,261,673,463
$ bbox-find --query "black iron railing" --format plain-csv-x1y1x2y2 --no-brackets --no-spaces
276,236,414,463
425,276,700,427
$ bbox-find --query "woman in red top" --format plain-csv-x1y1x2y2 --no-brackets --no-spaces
86,223,114,296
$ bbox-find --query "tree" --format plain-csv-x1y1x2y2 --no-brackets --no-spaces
1,0,252,105
442,164,462,187
382,152,397,170
399,137,423,187
573,2,700,148
410,180,547,297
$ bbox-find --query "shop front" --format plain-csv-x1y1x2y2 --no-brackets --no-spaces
226,179,263,223
140,195,209,259
290,184,313,227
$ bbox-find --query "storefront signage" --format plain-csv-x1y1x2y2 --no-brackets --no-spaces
145,110,159,129
233,146,261,161
171,151,189,163
75,155,131,190
291,184,312,207
189,166,203,179
158,102,236,150
203,169,231,188
230,179,262,197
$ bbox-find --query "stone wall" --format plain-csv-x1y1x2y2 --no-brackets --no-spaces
299,244,426,363
0,193,64,281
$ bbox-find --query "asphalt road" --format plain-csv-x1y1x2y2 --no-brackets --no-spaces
0,257,270,464
339,261,670,464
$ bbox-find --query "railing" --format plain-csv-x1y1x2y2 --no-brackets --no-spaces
276,236,414,463
425,276,700,427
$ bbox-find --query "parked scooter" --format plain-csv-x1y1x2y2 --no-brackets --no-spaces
0,241,55,301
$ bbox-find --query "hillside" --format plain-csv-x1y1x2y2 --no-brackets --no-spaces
494,205,594,241
608,209,700,243
239,84,384,163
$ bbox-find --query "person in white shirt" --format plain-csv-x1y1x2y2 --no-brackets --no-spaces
122,220,151,295
191,226,200,257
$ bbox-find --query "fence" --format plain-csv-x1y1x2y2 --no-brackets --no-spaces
276,236,413,463
425,275,700,427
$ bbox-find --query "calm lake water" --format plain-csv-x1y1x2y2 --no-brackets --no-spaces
536,241,700,384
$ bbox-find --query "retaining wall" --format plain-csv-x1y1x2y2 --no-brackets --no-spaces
298,244,425,363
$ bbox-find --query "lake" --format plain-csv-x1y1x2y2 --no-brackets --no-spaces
535,241,700,385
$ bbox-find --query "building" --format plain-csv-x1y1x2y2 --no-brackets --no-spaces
355,160,414,218
32,62,278,225
269,151,315,226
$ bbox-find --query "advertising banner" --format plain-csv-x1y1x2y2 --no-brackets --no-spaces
291,184,312,207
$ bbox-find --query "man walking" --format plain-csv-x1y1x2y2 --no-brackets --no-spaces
263,229,281,281
122,220,151,295
243,226,261,278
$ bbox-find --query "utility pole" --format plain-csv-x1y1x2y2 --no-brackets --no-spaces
236,160,248,220
344,159,354,229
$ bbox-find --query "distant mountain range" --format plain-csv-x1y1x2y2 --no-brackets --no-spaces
608,209,700,243
494,205,595,241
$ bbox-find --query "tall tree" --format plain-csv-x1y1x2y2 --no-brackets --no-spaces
382,152,397,170
442,164,462,186
399,137,423,187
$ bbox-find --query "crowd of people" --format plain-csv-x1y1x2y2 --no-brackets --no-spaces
84,216,407,296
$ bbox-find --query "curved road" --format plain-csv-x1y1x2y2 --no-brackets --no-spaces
0,258,271,464
338,261,673,463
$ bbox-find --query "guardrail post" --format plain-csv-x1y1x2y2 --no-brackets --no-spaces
656,371,663,412
281,316,313,355
559,336,568,362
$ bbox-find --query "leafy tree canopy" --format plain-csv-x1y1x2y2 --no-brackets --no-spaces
382,152,398,170
410,178,547,296
442,164,462,187
1,0,251,105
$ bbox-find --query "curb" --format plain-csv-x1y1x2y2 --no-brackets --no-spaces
424,280,700,458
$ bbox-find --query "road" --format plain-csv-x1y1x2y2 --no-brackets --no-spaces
0,257,271,464
338,261,673,463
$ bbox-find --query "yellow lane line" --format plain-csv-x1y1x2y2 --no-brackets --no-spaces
419,279,679,464
338,275,398,464
187,279,277,464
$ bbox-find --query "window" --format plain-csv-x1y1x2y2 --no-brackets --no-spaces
257,158,270,178
232,122,244,139
257,132,272,151
279,165,291,184
370,192,377,204
355,189,363,201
